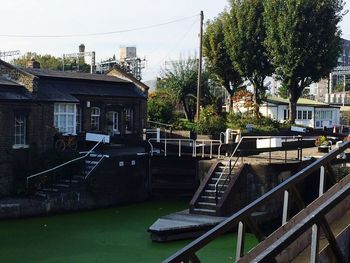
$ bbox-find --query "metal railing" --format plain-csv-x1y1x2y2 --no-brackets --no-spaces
26,138,105,191
147,138,223,158
214,135,303,204
163,139,350,263
84,152,108,180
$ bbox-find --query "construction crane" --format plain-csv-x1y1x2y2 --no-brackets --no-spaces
0,50,20,61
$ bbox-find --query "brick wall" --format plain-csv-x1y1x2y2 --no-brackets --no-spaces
0,102,55,195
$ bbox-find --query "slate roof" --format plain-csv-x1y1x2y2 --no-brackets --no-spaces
36,79,145,102
0,67,146,102
23,68,130,83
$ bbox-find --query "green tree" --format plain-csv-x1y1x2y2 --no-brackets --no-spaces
13,52,62,69
223,0,273,116
147,89,176,124
158,57,214,121
277,84,289,99
203,15,242,109
264,0,344,123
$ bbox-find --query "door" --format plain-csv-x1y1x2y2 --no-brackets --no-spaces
107,111,119,136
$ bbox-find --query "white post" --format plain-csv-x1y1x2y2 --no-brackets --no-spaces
236,221,245,261
156,128,160,143
310,224,320,263
143,129,147,141
319,166,325,197
282,190,289,225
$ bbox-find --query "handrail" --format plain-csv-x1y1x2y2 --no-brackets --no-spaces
26,138,105,188
214,135,303,204
164,135,340,263
194,139,222,158
84,153,107,180
147,120,174,129
148,138,195,157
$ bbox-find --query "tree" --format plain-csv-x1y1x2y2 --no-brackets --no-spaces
12,52,91,72
223,0,273,116
148,89,176,124
264,0,344,123
13,52,62,69
158,57,214,121
203,15,242,109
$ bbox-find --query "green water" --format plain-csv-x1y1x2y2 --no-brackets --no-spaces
0,201,258,263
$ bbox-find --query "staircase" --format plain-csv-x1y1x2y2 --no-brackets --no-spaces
27,139,108,198
190,161,238,216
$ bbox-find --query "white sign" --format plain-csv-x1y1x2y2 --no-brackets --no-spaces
256,138,282,149
85,132,110,143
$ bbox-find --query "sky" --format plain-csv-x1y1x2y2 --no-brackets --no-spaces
0,0,350,81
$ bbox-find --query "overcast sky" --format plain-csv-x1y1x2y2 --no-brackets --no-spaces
1,0,350,81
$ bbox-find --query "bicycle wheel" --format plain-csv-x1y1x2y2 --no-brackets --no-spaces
69,139,78,151
55,139,66,152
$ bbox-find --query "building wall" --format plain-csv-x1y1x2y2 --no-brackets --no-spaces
0,102,55,195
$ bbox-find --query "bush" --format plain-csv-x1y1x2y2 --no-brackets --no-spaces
148,89,176,124
196,106,226,135
173,118,196,131
226,111,279,133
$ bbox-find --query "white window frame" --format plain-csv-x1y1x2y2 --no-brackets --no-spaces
91,107,100,131
125,108,134,134
76,105,82,133
54,103,77,135
13,115,28,149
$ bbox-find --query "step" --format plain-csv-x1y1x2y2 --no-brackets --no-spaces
196,202,217,210
60,179,79,184
52,183,70,188
35,191,47,198
41,187,59,192
208,183,227,188
85,160,98,165
192,208,216,216
204,189,225,195
200,195,221,201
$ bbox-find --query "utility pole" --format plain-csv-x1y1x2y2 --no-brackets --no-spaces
196,10,204,122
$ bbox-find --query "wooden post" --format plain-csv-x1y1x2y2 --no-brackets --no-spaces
236,221,245,261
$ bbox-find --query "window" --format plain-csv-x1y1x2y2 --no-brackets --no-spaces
76,105,82,133
302,111,307,120
308,111,312,120
125,108,134,133
297,110,302,120
14,115,27,146
283,109,289,120
91,107,100,131
54,103,76,134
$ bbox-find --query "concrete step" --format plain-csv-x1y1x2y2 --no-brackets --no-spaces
192,208,216,216
199,195,221,202
60,179,79,184
196,202,217,210
35,191,47,198
84,160,98,165
52,183,70,188
41,187,59,192
204,189,225,195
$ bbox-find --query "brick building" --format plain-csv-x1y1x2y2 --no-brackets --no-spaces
0,59,148,195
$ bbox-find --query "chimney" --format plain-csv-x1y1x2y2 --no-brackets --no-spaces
79,44,85,64
26,58,40,69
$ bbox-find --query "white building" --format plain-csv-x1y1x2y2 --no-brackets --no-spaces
260,97,340,129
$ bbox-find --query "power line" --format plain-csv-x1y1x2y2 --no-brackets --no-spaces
0,14,199,38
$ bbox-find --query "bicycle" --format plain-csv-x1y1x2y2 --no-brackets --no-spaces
54,134,78,152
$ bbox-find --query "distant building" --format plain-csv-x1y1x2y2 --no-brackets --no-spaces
260,96,340,129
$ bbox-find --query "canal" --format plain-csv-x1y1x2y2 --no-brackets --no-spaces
0,201,258,262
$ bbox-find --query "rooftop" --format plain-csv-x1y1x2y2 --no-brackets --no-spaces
266,96,333,107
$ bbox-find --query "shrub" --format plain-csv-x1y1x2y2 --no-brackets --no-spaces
196,106,226,135
173,118,196,131
226,111,279,133
148,89,176,124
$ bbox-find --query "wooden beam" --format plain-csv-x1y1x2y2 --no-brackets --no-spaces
245,216,265,242
320,216,346,263
189,253,201,263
